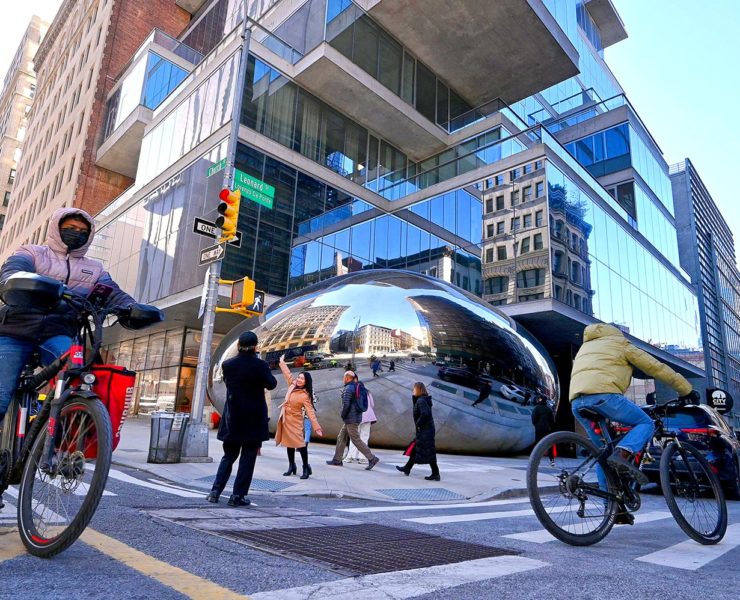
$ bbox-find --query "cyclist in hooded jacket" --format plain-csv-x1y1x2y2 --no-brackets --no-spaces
570,323,696,483
0,207,136,427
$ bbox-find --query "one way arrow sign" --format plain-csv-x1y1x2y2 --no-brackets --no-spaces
199,243,226,266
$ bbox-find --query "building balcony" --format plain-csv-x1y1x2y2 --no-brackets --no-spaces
175,0,208,13
583,0,627,48
355,0,579,105
95,105,153,178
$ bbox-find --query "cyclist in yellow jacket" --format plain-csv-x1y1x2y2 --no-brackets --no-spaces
570,323,696,483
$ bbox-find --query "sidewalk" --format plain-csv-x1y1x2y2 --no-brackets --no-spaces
113,416,531,503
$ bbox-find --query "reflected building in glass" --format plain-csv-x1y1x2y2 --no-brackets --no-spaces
84,0,706,423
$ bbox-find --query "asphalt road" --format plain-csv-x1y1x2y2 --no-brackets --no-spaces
1,467,739,599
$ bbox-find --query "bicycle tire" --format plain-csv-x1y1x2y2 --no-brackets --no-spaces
527,431,618,546
659,441,727,545
17,397,112,558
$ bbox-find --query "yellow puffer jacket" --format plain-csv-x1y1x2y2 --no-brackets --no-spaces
569,323,692,400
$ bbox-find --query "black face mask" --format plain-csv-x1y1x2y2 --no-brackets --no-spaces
60,228,90,251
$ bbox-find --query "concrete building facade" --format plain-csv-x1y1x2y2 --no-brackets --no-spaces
0,16,48,234
0,0,190,260
64,0,705,416
671,159,740,424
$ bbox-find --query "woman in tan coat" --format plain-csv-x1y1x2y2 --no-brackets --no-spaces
275,354,323,479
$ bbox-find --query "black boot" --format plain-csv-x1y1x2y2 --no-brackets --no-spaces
206,492,219,503
300,465,311,479
283,463,297,476
396,465,411,476
227,495,251,507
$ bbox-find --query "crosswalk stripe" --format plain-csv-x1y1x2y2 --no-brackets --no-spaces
405,508,535,525
337,497,529,514
503,510,674,544
635,523,740,570
249,555,548,600
3,486,66,523
0,528,25,563
107,469,204,498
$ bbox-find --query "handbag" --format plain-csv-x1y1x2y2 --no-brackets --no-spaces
403,439,416,457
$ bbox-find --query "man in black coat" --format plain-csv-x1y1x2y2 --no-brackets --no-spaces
531,395,555,444
207,331,277,506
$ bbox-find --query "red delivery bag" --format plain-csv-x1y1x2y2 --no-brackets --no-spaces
90,365,137,453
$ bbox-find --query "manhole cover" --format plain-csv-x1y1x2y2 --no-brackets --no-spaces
195,476,295,492
377,488,466,501
221,524,515,575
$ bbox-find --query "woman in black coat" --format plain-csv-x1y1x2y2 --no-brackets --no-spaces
396,382,440,481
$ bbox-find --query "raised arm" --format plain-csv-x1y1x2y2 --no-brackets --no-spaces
278,354,293,386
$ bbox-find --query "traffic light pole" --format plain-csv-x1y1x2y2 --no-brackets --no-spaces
180,7,251,461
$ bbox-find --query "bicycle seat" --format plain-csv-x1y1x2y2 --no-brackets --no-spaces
577,407,604,421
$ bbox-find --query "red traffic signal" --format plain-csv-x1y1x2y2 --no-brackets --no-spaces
216,188,241,241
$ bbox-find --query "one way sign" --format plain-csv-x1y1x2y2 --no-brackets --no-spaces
199,243,225,266
192,217,242,247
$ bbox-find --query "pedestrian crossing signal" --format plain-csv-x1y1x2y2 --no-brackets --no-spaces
229,276,255,310
216,188,241,241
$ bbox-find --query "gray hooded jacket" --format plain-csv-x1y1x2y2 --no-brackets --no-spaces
0,207,135,341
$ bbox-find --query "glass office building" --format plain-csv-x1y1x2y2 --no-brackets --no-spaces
89,0,704,413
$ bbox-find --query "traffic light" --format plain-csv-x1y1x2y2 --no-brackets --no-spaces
230,276,255,309
216,188,241,241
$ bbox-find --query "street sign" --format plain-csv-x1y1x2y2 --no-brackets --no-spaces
247,290,265,314
207,158,227,178
192,217,242,247
199,242,226,266
234,169,275,209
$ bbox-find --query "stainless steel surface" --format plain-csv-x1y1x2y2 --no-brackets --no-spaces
209,270,558,454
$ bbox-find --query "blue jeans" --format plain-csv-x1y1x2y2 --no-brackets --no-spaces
0,335,73,424
572,393,655,455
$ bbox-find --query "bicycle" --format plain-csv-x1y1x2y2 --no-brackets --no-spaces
0,274,161,557
527,398,728,546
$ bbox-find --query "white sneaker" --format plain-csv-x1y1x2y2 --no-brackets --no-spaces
344,457,356,463
357,458,368,464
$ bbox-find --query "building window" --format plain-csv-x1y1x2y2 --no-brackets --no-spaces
523,163,532,174
8,169,15,184
485,248,494,263
487,276,508,294
496,221,504,234
0,214,4,230
535,160,543,170
517,268,545,288
574,294,582,311
497,246,507,260
3,191,9,206
535,210,543,227
486,224,494,238
511,217,520,231
571,261,580,283
496,195,504,210
523,186,532,202
511,190,519,206
518,293,544,302
510,168,521,181
534,233,543,250
536,181,544,197
554,285,562,300
485,198,493,213
520,237,531,254
495,175,504,186
523,214,532,228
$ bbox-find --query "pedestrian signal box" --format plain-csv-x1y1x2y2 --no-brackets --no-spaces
230,277,255,309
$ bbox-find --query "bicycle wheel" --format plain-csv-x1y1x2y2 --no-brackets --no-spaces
659,441,727,545
17,397,112,558
527,431,618,546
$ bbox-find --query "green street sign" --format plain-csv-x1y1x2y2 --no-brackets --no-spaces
207,158,227,178
234,168,275,209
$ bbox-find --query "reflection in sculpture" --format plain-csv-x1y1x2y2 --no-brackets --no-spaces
209,270,559,454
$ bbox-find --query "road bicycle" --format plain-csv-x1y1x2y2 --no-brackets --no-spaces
0,274,161,557
527,398,728,546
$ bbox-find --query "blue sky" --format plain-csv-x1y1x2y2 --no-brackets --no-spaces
607,0,740,250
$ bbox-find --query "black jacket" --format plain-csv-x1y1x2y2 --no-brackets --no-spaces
217,351,278,445
412,394,436,464
340,381,365,424
531,403,555,436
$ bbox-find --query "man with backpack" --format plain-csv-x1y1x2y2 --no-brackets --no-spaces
326,370,380,470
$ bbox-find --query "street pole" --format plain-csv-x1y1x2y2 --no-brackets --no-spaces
181,4,251,461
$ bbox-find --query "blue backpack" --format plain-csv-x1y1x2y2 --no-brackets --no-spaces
355,382,369,412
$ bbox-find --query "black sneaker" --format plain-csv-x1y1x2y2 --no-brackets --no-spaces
325,459,343,466
607,450,648,485
206,492,219,503
365,456,380,470
227,495,251,507
614,511,635,526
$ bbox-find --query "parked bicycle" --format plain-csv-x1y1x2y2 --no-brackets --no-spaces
0,274,161,557
527,397,728,546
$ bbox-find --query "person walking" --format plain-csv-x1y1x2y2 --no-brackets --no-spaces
207,331,277,506
326,370,380,469
396,382,440,481
372,358,381,377
531,395,555,444
471,380,491,407
345,382,377,464
389,359,396,372
275,354,323,479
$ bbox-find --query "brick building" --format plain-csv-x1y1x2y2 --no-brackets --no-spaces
0,0,190,259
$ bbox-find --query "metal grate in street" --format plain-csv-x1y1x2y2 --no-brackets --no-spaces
221,524,515,575
195,475,296,492
376,487,466,501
